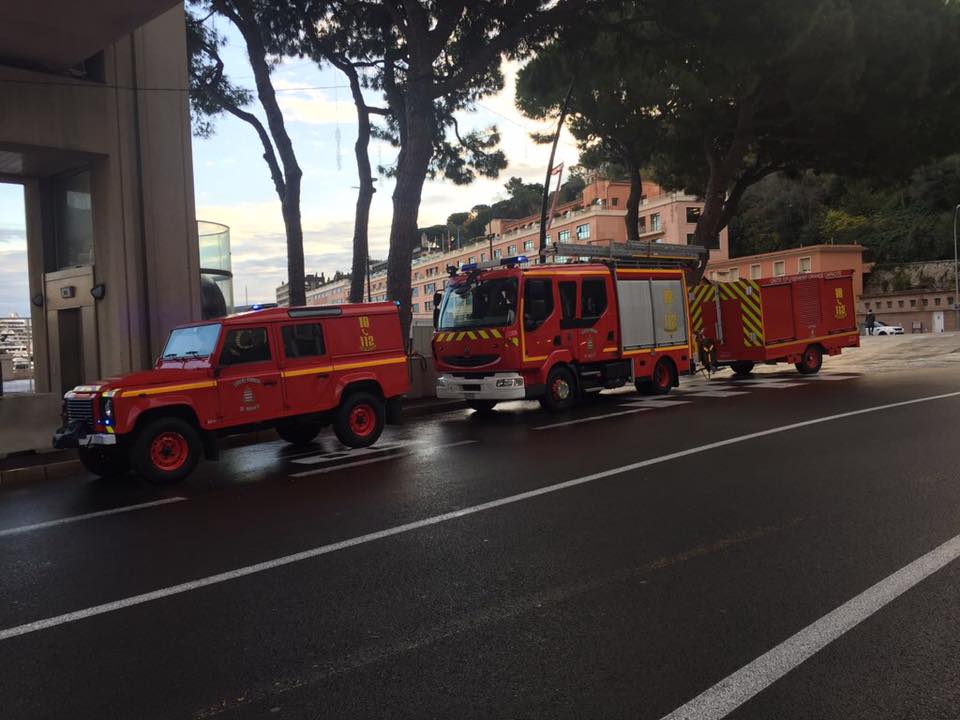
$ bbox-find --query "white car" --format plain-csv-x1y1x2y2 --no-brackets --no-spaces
873,320,904,335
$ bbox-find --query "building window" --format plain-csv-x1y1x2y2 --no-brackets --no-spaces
424,282,435,295
799,256,812,273
53,169,95,270
899,300,905,308
281,323,325,358
558,230,570,242
950,297,955,306
935,297,942,306
651,213,662,232
414,271,420,280
612,197,619,207
750,264,761,279
411,286,419,296
493,249,502,259
923,298,929,306
424,301,432,312
638,216,647,233
686,233,695,244
773,261,785,277
730,267,740,281
576,223,591,240
411,303,419,313
887,301,892,308
686,207,701,224
523,240,534,251
508,245,516,255
911,299,917,307
480,253,486,261
468,256,476,264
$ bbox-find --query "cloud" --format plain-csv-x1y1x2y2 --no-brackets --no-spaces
274,79,360,127
0,248,30,317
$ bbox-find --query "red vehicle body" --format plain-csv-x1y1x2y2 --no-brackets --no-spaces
432,255,696,412
53,303,408,482
690,270,860,375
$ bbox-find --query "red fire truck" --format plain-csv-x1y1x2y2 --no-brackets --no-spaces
53,303,408,483
689,270,860,375
432,242,706,412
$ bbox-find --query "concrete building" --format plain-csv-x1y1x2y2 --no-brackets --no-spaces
306,179,727,317
0,1,199,454
276,273,328,307
859,260,959,333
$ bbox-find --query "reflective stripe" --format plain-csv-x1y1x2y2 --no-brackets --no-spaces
478,330,489,339
282,365,334,378
490,329,503,338
121,381,217,397
466,331,477,340
333,356,407,371
456,332,466,341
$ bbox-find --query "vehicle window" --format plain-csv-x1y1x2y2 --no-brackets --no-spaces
438,277,518,330
581,279,608,319
162,323,221,360
281,323,325,358
220,327,271,365
559,281,577,320
523,278,554,330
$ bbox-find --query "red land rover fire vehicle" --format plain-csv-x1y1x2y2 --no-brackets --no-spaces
689,270,860,375
53,303,408,483
432,242,706,412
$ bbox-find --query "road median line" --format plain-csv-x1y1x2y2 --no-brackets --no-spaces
0,497,188,538
2,391,958,642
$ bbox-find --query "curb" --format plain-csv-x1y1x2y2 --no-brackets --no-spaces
0,397,467,487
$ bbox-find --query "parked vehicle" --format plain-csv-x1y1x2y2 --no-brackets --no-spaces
53,303,408,483
432,242,706,412
690,270,860,376
873,320,905,335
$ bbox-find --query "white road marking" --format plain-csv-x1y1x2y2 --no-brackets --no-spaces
659,531,960,720
622,399,693,408
682,390,751,398
1,391,958,642
802,374,859,381
533,408,650,430
291,453,407,477
0,497,188,539
290,439,477,477
291,441,409,465
427,439,477,450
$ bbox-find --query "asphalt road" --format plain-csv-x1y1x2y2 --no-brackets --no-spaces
1,364,959,719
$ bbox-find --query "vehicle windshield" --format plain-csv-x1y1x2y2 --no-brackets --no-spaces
438,277,518,330
161,323,221,359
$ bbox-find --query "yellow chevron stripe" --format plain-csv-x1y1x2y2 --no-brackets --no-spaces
466,331,477,340
490,329,503,338
456,332,466,341
478,330,489,339
729,281,762,317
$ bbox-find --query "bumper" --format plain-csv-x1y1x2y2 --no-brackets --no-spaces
53,423,118,449
437,372,528,401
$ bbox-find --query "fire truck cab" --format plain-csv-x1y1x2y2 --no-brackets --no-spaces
433,242,706,412
53,303,408,483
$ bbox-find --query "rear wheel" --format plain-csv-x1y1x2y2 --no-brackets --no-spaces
78,446,129,478
466,399,497,413
334,392,385,448
795,345,823,375
132,417,201,484
539,365,577,412
730,361,755,376
276,419,322,446
638,358,675,395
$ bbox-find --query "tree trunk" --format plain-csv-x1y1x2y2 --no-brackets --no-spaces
281,177,305,306
348,88,374,304
387,90,434,344
624,158,642,243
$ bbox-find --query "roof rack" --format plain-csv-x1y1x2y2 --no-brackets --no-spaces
542,241,707,272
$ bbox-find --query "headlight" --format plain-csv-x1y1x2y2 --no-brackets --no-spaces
496,378,524,388
100,396,114,421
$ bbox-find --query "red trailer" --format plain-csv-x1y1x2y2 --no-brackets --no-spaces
689,270,860,375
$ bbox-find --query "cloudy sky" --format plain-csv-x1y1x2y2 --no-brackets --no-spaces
0,20,580,316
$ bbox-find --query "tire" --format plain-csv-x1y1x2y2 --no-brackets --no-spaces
795,345,823,375
466,399,497,413
638,358,675,395
334,391,385,448
539,365,577,412
730,361,755,376
276,419,322,446
132,417,201,484
78,446,130,478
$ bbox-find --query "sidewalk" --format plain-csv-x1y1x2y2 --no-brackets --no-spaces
0,395,465,486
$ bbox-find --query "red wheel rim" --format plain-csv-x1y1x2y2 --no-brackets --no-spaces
348,403,376,438
655,363,671,388
150,432,188,471
804,349,819,368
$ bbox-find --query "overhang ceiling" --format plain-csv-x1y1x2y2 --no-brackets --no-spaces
0,0,181,71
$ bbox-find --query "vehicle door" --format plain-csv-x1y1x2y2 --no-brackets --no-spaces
557,280,580,357
215,325,283,425
577,276,619,361
521,277,558,361
278,321,333,412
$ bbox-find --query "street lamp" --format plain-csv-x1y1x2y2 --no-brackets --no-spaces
954,204,960,331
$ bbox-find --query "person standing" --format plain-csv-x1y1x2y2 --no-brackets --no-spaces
865,309,876,335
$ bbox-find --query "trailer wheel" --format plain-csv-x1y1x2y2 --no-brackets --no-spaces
132,417,201,484
795,345,823,375
276,419,322,446
78,446,130,479
466,400,497,413
334,391,384,448
730,361,755,376
638,358,675,395
539,365,577,412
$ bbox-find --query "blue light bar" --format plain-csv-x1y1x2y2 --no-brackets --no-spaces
461,262,478,271
500,255,529,266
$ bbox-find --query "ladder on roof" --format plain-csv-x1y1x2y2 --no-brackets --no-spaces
542,240,708,276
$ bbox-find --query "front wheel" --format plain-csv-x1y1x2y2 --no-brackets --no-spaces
466,399,497,413
132,417,201,484
78,446,130,478
795,345,823,375
334,392,385,448
539,365,577,412
276,419,322,446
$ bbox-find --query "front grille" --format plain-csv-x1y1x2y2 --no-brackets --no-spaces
442,355,498,368
66,398,95,423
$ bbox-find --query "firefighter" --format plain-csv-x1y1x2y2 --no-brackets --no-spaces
695,331,718,379
865,310,876,335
